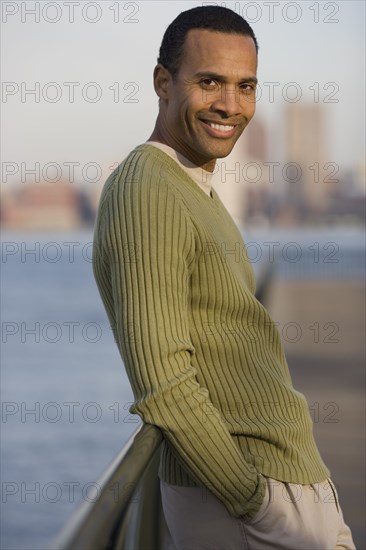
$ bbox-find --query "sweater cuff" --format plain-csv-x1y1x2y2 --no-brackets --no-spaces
239,473,267,521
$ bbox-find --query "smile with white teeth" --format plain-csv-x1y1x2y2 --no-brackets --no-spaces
208,122,234,131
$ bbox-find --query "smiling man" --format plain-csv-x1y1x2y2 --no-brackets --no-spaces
148,28,257,171
92,6,355,549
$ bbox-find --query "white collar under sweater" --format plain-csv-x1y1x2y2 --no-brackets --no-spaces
145,141,214,197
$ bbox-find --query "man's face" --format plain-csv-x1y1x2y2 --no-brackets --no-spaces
158,29,258,171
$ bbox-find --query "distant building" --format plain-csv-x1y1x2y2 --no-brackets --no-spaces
1,182,84,231
245,117,268,163
212,117,270,226
286,103,329,213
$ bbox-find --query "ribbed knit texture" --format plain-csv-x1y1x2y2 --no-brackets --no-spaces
92,144,330,521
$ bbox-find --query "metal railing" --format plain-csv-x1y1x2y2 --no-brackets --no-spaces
51,423,171,550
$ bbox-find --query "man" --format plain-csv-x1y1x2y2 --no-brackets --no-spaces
92,6,355,549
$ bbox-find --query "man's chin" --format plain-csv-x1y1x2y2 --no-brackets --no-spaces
202,141,238,160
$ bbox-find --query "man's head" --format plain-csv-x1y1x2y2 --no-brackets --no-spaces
149,6,259,171
157,6,258,82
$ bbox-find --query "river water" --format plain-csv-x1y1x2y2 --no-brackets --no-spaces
1,225,364,549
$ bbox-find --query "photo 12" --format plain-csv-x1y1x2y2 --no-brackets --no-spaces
1,2,364,549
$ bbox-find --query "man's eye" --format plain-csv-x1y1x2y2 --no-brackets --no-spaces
201,79,218,88
240,84,256,93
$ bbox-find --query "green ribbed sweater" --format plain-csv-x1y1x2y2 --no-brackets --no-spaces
92,144,330,521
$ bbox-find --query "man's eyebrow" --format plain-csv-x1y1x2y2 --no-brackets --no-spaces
194,71,258,85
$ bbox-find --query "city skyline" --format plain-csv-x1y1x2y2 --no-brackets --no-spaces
1,0,365,190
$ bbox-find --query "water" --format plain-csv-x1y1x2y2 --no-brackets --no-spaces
1,230,139,550
1,226,365,550
242,224,366,280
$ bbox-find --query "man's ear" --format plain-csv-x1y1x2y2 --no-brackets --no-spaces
153,64,172,100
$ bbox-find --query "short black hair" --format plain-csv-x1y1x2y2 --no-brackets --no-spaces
157,6,258,80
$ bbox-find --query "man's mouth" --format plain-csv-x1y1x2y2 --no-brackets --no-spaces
207,122,234,132
200,119,237,138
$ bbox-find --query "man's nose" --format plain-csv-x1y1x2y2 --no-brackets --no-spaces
210,85,243,116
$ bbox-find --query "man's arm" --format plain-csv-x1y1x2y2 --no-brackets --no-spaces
95,166,265,520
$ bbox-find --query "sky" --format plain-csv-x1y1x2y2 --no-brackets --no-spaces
1,0,365,186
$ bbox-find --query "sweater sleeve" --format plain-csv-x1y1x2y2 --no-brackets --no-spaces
96,162,265,520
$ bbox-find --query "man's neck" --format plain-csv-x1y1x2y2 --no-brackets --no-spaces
147,128,216,173
145,141,214,198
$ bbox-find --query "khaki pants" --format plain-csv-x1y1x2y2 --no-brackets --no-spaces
160,476,356,549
